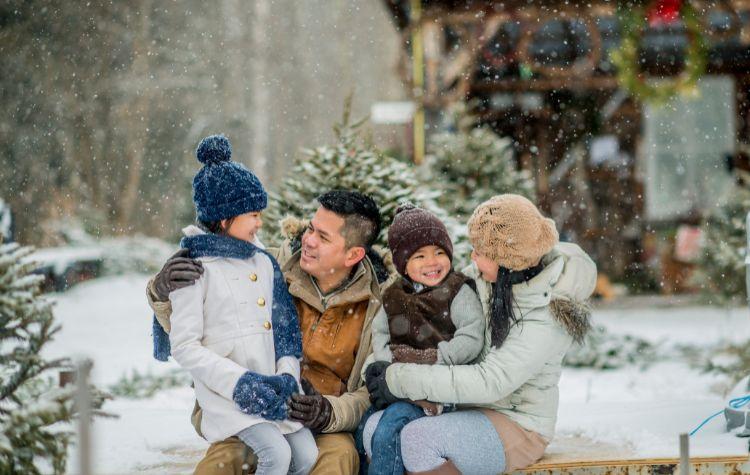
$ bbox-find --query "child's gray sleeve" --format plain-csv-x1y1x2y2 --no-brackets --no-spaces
371,306,393,362
437,284,485,365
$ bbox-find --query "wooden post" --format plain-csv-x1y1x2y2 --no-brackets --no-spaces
410,0,425,165
76,359,93,475
679,433,689,475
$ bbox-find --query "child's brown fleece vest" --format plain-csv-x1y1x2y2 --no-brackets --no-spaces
382,271,471,350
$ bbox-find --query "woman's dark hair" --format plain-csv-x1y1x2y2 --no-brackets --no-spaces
198,217,236,235
489,262,545,347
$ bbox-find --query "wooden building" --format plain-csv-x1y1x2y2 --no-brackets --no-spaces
382,0,750,288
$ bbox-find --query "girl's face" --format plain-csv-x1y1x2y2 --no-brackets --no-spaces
405,245,451,287
223,211,263,243
471,249,499,283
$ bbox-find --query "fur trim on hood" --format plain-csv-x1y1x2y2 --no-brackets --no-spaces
549,298,592,344
280,215,309,241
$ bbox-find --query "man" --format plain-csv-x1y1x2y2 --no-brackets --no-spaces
148,190,390,474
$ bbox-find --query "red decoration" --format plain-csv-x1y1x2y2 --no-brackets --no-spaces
648,0,683,26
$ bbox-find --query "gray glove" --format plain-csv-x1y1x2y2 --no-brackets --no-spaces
153,249,203,301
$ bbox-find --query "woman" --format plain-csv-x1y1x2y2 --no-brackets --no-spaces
366,194,597,474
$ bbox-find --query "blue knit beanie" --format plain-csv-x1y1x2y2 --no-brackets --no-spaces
192,135,268,222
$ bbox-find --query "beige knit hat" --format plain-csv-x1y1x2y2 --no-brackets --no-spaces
467,194,559,271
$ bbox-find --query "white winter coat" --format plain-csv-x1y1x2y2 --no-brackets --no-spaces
385,242,596,440
169,226,303,442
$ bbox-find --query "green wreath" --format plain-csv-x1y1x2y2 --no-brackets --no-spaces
611,1,708,104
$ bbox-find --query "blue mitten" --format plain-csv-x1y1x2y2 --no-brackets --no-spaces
260,397,289,421
233,372,284,418
267,373,299,401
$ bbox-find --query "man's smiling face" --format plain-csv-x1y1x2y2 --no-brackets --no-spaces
299,206,351,280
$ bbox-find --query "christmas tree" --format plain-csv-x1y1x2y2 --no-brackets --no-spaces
0,242,102,474
263,97,457,255
693,184,750,304
427,108,536,224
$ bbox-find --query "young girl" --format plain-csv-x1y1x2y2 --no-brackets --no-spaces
168,135,318,475
361,204,485,475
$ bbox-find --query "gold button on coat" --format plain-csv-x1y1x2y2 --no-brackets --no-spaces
264,321,272,330
249,273,257,281
257,297,265,307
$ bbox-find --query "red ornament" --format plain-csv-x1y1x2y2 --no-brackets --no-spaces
647,0,683,26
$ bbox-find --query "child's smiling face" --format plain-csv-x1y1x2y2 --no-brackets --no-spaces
405,245,451,287
223,211,263,243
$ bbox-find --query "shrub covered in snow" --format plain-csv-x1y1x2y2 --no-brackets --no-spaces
692,184,750,304
427,127,535,222
109,369,191,399
0,242,105,474
263,98,468,262
684,339,750,385
564,326,658,370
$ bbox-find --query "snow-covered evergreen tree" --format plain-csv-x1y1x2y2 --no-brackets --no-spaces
693,184,750,304
427,108,536,224
264,98,457,255
0,242,101,474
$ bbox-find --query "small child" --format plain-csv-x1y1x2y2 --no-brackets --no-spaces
168,135,317,475
361,204,485,475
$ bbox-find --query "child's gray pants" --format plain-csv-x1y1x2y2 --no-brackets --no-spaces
236,423,318,475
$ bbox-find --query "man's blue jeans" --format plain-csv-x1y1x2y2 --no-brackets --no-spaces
364,402,426,475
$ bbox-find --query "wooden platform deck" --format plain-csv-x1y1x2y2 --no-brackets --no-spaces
512,435,749,474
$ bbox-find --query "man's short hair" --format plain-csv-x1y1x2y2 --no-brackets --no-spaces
317,190,381,249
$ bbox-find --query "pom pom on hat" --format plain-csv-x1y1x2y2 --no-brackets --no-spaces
196,134,232,165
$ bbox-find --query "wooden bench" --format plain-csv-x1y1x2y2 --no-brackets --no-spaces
515,456,749,474
512,435,749,474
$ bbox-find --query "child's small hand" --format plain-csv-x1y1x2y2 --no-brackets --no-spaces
412,400,440,416
390,344,438,364
233,372,286,418
266,373,299,401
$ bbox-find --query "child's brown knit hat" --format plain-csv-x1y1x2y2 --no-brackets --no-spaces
467,194,558,271
388,203,453,276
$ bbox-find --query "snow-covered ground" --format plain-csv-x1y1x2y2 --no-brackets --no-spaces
46,274,750,474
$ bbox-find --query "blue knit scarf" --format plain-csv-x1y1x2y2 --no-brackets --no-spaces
152,233,302,363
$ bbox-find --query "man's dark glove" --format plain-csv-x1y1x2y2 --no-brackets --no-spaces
299,377,320,397
366,364,402,410
364,361,391,388
153,249,203,301
233,372,287,420
288,393,333,432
